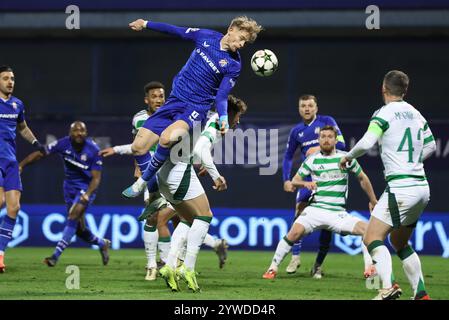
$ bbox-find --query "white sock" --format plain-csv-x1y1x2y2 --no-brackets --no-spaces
203,233,218,249
370,244,393,289
143,228,158,269
0,250,4,255
158,239,171,263
184,218,210,271
399,248,426,296
166,223,190,269
269,237,293,271
361,243,373,269
179,245,187,261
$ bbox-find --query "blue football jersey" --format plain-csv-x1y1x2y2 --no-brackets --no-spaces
283,115,346,181
146,22,241,115
0,96,25,161
47,136,103,189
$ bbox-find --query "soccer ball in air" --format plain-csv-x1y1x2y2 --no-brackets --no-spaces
250,49,278,77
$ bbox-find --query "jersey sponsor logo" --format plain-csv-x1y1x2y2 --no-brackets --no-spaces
64,157,89,170
195,48,220,74
302,139,319,147
0,113,18,119
185,28,200,33
219,59,228,67
189,110,200,123
203,41,210,48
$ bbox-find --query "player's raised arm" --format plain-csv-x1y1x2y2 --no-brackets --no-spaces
99,144,133,157
18,150,47,173
17,120,46,155
129,19,201,41
339,120,383,170
216,76,238,134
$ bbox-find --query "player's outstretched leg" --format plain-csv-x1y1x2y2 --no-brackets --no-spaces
203,234,228,269
76,222,111,265
311,229,332,279
44,218,78,267
124,121,191,198
263,223,305,280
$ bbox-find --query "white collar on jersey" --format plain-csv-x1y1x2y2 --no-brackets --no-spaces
304,115,317,127
0,97,10,103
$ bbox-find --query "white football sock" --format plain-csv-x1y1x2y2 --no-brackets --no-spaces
158,239,171,263
269,237,293,271
143,228,158,269
203,233,218,249
401,251,426,296
371,245,393,289
166,223,190,269
184,218,210,271
362,243,373,269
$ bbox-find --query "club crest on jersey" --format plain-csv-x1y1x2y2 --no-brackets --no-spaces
315,127,321,134
11,102,17,109
219,59,228,67
81,154,87,161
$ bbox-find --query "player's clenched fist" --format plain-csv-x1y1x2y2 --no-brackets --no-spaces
129,19,147,31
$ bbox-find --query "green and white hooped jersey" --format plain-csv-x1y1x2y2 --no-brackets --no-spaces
132,109,157,154
297,150,363,212
370,101,434,188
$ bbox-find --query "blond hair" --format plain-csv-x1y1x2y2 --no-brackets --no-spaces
229,16,263,43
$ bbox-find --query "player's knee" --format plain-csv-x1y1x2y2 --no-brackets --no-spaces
7,202,20,215
159,134,172,148
131,143,146,156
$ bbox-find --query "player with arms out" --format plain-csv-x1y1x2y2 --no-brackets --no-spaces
0,65,46,273
20,121,110,267
122,16,262,198
263,126,377,281
340,70,436,300
283,94,354,278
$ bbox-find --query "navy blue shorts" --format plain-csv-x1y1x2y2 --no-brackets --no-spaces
64,186,96,211
296,175,313,203
0,159,22,192
143,97,210,136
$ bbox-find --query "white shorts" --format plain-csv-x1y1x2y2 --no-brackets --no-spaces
295,205,362,235
157,161,205,205
371,184,430,228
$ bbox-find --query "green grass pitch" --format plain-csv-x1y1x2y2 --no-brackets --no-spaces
0,247,447,300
